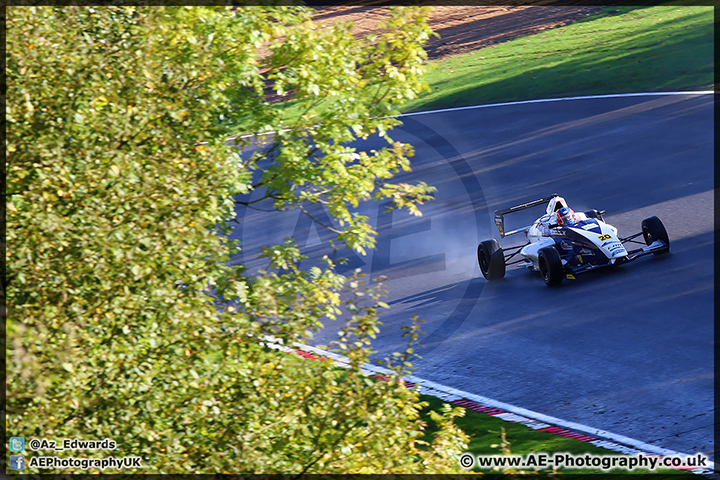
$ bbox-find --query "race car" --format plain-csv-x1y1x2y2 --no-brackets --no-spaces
477,194,670,286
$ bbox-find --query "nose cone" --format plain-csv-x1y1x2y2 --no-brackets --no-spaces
600,239,627,259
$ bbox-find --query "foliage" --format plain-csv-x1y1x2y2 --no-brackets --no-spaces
6,6,465,474
234,4,437,253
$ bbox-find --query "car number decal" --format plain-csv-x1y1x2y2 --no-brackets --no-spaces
598,234,612,241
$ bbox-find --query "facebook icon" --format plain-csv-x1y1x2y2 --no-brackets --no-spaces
10,454,25,470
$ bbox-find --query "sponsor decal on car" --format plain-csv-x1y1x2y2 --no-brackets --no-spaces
560,239,573,250
494,212,504,236
612,249,626,256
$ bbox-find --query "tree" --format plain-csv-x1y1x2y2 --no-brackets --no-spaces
6,6,467,473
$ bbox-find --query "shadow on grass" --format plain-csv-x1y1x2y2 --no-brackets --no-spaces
408,6,713,112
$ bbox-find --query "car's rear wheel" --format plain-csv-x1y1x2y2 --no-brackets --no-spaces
641,216,670,255
477,239,505,281
538,247,564,287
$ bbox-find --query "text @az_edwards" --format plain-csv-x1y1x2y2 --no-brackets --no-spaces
29,437,116,452
459,452,710,471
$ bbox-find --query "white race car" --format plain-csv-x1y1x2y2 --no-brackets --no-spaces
477,194,670,286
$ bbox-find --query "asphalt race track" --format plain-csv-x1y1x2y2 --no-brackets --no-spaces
232,93,714,461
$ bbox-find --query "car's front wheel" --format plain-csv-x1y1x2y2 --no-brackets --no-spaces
641,216,670,255
477,239,505,281
538,247,564,287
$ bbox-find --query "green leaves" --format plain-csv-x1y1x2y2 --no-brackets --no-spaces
6,6,464,474
235,6,437,254
8,5,249,469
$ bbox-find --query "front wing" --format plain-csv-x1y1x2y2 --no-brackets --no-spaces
499,230,668,276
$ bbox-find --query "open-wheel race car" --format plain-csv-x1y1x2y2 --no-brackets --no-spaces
477,194,670,286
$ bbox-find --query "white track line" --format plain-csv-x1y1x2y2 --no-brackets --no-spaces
400,90,715,117
229,91,714,143
261,335,714,474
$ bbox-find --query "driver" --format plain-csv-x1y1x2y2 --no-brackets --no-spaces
556,207,578,225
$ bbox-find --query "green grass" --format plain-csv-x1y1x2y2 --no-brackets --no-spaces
404,5,714,113
419,394,696,476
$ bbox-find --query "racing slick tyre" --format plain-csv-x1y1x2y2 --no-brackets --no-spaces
477,239,505,281
538,247,564,287
584,209,605,222
641,216,670,255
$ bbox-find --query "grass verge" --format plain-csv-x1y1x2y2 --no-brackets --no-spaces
403,5,713,113
419,394,697,476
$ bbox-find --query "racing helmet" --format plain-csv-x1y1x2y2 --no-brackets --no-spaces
556,207,576,225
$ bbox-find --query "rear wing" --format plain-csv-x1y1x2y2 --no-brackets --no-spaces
494,193,559,238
